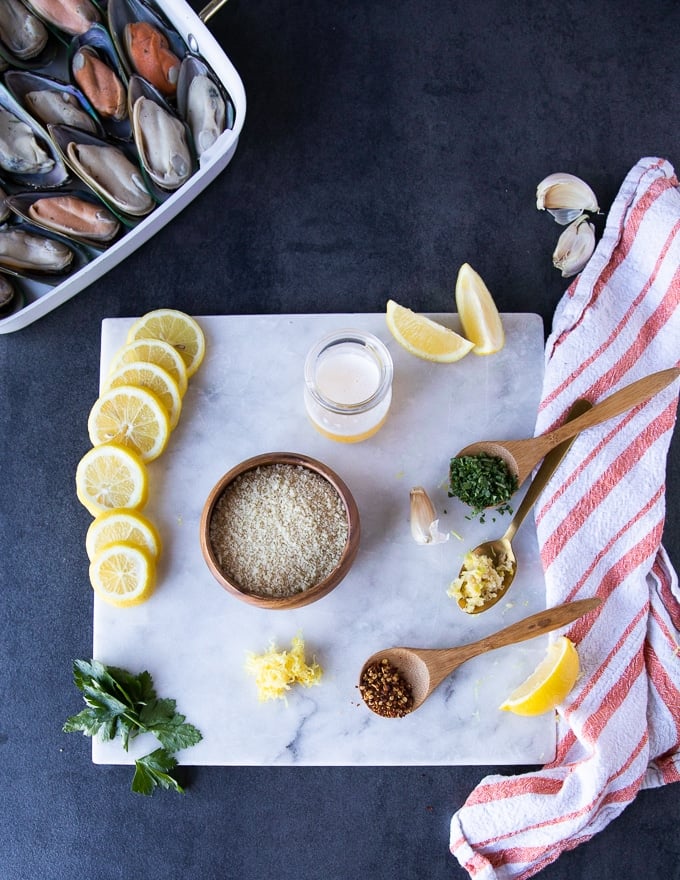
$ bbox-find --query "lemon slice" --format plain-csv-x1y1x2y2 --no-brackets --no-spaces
455,263,505,355
105,361,182,430
107,339,188,397
126,309,206,378
89,542,156,607
76,443,148,517
385,299,474,363
86,508,161,562
499,636,580,716
88,385,170,463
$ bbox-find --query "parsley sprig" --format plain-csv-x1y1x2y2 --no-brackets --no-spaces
64,659,202,795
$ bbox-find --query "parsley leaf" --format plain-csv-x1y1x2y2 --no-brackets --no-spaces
138,698,203,752
132,749,184,796
64,659,202,795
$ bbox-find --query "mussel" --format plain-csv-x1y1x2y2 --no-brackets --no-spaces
0,104,54,175
108,0,187,85
130,80,192,191
0,227,74,274
66,141,154,217
0,85,69,187
177,55,233,159
124,21,181,97
26,89,99,133
29,194,119,243
8,191,121,245
50,124,155,219
0,0,49,61
5,70,102,138
185,75,226,156
23,0,101,36
72,46,128,121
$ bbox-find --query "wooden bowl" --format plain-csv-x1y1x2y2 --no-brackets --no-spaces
200,452,361,609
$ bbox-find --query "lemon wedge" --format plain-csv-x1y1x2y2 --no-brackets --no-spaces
86,508,161,562
107,338,188,397
76,443,148,517
87,385,170,463
89,542,156,607
385,299,474,363
105,360,182,430
126,309,206,378
499,636,580,716
455,263,505,355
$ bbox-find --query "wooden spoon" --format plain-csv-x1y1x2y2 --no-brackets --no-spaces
454,367,680,489
359,597,601,716
456,399,592,614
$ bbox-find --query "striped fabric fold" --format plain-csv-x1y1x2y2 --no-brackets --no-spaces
450,157,680,880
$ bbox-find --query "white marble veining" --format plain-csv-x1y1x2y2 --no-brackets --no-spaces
92,312,555,766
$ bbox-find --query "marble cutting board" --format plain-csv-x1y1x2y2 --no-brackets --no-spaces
92,312,556,766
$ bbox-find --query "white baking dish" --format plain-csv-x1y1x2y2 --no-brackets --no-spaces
0,0,245,334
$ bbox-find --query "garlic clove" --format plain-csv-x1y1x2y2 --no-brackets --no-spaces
410,486,449,545
536,172,599,224
552,215,596,277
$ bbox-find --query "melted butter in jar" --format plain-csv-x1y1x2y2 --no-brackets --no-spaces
304,330,393,443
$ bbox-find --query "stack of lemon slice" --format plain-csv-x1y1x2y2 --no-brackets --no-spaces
385,263,505,362
75,309,205,607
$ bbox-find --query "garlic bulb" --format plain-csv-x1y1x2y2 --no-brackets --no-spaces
536,172,599,225
552,215,596,277
410,487,449,545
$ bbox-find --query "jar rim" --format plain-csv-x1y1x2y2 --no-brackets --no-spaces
304,329,394,415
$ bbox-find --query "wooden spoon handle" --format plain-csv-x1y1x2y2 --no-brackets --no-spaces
532,367,680,457
504,399,592,542
459,597,601,662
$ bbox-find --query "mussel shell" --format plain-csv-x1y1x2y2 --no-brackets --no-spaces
0,223,77,278
22,0,102,37
0,182,10,223
176,54,234,159
0,84,69,188
5,70,104,137
49,123,155,220
7,190,121,247
108,0,186,79
69,24,131,141
0,270,19,315
128,76,194,196
0,0,57,70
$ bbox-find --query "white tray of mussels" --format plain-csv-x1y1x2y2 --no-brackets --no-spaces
0,0,245,333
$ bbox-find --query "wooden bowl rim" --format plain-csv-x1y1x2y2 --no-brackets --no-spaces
199,451,361,609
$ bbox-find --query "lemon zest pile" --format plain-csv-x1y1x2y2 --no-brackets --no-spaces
245,635,323,702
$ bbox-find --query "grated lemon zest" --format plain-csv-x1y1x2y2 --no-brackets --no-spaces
245,635,323,702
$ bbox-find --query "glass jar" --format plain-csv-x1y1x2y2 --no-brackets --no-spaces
304,330,393,443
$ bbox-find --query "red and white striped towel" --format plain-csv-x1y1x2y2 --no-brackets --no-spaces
450,156,680,880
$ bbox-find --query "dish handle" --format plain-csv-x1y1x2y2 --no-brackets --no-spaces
199,0,232,24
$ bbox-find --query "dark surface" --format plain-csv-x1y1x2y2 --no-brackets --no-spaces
1,2,679,879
